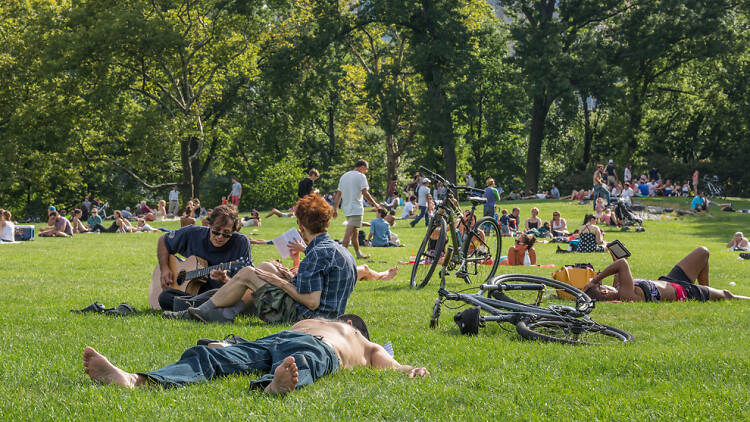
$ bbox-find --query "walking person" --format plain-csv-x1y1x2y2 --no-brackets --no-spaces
229,177,242,207
410,178,431,228
483,178,501,219
298,169,320,198
168,186,180,216
333,159,380,260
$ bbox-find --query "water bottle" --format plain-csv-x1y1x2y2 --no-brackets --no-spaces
523,250,531,266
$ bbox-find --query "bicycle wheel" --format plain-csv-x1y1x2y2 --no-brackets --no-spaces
410,217,447,289
515,318,632,345
460,217,501,283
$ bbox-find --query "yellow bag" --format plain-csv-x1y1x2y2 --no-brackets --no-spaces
552,266,597,300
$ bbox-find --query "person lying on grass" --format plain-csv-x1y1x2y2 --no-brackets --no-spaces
82,315,429,393
583,247,749,302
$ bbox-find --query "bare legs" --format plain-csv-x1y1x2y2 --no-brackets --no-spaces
209,262,280,307
341,225,368,259
82,347,145,388
357,264,398,281
264,356,298,395
265,209,291,218
674,247,710,286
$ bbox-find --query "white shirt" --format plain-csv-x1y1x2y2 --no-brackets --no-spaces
623,167,632,182
465,175,475,188
231,182,242,196
416,185,429,207
169,189,179,201
337,170,369,216
621,187,634,203
402,201,415,218
1,221,15,242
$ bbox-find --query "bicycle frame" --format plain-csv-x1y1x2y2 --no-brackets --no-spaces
433,195,484,273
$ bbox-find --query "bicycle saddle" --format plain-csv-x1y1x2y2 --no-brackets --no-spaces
454,306,482,336
468,196,487,204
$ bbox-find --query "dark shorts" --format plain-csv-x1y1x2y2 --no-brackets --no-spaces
658,265,710,302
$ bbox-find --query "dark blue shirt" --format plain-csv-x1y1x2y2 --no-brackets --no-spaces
163,225,252,289
292,232,357,319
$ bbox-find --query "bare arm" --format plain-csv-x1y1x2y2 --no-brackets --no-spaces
332,191,342,218
368,344,430,378
157,235,173,289
362,189,380,210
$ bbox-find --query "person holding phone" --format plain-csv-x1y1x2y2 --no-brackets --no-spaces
583,247,749,302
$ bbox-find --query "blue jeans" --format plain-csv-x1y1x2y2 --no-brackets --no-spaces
592,185,610,208
410,205,429,227
142,331,339,389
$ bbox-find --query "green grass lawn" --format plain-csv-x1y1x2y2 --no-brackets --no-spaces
1,197,750,420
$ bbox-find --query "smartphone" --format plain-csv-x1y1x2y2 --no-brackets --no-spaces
607,240,631,259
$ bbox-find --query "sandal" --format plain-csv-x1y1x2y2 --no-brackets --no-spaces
70,302,106,314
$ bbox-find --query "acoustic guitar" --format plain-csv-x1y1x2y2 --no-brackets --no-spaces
148,255,250,310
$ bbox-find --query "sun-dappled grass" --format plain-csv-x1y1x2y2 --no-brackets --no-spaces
1,197,750,420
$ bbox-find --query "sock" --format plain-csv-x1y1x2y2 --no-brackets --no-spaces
198,299,217,311
222,301,248,320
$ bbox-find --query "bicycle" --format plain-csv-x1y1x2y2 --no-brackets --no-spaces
429,272,632,345
409,167,501,289
702,176,724,199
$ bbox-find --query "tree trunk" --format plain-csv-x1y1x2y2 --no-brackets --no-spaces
180,136,202,200
579,93,593,171
327,106,335,164
626,89,642,158
426,68,457,183
526,96,551,193
385,133,400,184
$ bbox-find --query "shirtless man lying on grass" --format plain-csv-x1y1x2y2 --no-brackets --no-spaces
82,315,429,394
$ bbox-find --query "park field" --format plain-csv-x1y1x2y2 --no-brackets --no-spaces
1,198,749,420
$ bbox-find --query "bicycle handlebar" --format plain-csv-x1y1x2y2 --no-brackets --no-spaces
419,166,484,196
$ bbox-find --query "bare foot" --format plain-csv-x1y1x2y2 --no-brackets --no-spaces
82,347,141,388
381,267,399,281
265,356,298,395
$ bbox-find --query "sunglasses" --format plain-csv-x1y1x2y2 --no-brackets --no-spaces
211,229,232,239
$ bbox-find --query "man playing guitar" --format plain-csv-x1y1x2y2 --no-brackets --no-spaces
156,204,252,311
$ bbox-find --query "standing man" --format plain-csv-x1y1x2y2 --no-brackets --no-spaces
333,159,380,260
410,178,431,228
168,186,180,216
229,177,242,208
298,169,320,198
81,196,92,221
605,160,618,187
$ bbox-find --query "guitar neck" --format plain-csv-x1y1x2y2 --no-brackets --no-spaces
184,261,234,281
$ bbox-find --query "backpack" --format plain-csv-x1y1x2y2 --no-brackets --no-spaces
552,265,597,300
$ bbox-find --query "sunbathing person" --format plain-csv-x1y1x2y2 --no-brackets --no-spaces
727,232,750,251
241,210,262,227
82,315,429,394
583,247,749,302
507,232,537,265
266,208,294,218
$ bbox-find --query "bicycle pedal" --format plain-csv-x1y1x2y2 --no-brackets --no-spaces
455,270,468,278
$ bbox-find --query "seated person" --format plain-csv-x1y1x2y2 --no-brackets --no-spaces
401,196,417,219
727,232,750,251
136,201,152,217
144,200,166,221
0,209,15,242
368,209,397,247
86,207,103,230
584,247,749,302
116,211,135,233
89,210,123,233
499,209,512,236
508,208,520,232
691,192,707,212
600,208,620,227
525,207,542,232
120,207,134,220
70,209,90,234
549,211,568,236
156,204,253,311
81,315,429,394
266,208,294,218
575,214,605,252
241,210,262,227
163,194,357,324
39,211,73,237
381,193,400,211
180,203,197,227
507,233,536,265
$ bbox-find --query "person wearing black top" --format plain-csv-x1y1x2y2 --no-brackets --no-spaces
298,168,320,198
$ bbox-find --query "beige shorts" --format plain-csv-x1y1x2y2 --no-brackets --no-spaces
346,215,363,228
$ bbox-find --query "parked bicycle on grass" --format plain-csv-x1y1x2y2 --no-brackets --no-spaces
410,167,501,289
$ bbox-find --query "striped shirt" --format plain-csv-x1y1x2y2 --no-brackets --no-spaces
292,233,357,319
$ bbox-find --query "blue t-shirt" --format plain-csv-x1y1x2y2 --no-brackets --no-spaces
292,233,357,319
638,183,649,196
163,225,252,289
691,195,705,210
369,217,391,247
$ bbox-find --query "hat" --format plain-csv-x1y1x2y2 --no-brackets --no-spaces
48,206,56,211
608,159,613,164
422,178,431,184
